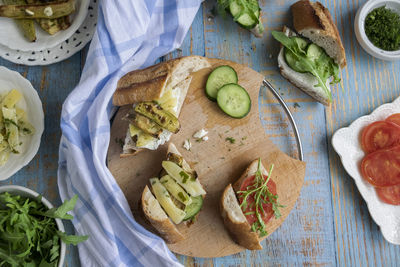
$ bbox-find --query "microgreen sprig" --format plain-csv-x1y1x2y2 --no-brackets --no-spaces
237,159,285,237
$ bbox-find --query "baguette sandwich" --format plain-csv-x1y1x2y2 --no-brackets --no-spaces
220,159,282,250
141,143,206,243
272,0,346,106
113,56,210,156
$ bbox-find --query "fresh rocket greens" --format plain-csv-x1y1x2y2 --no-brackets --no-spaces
272,31,341,102
237,159,284,237
0,193,88,267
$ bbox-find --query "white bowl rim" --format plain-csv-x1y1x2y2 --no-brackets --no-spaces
0,185,66,267
354,0,400,61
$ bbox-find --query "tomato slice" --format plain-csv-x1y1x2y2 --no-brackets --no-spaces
238,175,277,226
361,121,400,153
376,184,400,205
361,145,400,187
386,113,400,127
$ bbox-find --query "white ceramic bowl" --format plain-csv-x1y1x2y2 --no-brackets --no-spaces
0,66,44,181
332,96,400,245
0,0,90,52
354,0,400,61
0,185,66,267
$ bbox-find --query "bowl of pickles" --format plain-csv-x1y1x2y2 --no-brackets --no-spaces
0,0,90,51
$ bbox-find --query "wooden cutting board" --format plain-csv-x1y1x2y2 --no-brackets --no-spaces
107,58,306,258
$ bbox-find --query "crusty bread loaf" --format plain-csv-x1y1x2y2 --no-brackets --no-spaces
113,56,210,106
221,159,271,250
141,185,184,243
220,184,262,250
116,56,210,157
291,0,346,68
277,26,331,106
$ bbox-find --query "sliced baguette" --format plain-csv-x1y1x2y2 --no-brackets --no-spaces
141,143,205,243
291,0,346,68
141,185,184,243
221,184,262,250
221,159,269,250
278,26,331,106
113,56,210,106
117,56,210,157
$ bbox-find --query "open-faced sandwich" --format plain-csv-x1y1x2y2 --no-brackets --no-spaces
113,56,210,156
272,0,347,106
141,143,206,243
220,159,283,250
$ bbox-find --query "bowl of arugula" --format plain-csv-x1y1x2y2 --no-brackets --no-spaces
0,185,88,267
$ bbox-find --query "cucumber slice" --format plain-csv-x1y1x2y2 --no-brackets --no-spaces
293,37,308,51
229,1,260,29
183,196,203,221
306,43,323,62
229,1,241,17
284,37,309,73
205,65,238,101
284,48,307,73
216,84,251,118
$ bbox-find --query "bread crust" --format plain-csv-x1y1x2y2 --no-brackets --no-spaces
291,0,346,68
141,185,184,243
220,184,262,250
113,56,210,106
232,159,268,192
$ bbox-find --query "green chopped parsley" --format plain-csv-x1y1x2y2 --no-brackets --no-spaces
225,137,236,144
365,6,400,51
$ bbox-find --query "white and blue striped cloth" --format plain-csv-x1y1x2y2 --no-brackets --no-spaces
57,1,202,266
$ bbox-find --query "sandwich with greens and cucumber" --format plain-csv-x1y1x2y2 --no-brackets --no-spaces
113,56,210,157
141,143,206,243
272,0,346,106
217,0,264,38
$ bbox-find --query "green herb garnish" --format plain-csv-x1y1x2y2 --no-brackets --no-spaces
237,159,284,237
0,193,88,266
272,31,341,102
179,171,189,183
225,137,236,144
365,6,400,51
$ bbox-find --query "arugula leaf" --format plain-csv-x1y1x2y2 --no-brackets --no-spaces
57,231,89,245
0,192,88,266
41,194,77,220
272,31,341,103
237,159,285,236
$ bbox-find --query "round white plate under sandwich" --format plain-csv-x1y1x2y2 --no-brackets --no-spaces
0,0,89,52
0,66,44,180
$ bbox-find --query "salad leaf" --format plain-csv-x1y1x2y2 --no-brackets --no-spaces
272,31,341,102
57,231,89,246
0,192,88,267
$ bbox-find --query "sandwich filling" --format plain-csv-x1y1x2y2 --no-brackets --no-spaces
148,151,206,225
123,78,190,152
236,159,284,236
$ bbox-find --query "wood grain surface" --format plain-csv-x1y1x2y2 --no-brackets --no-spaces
107,58,306,258
1,0,400,266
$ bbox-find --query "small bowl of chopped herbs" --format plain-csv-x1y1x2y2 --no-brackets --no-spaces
0,185,88,267
355,0,400,61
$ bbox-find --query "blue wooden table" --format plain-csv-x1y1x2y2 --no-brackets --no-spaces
1,0,400,266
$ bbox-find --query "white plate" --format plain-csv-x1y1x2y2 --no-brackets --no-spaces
0,66,44,180
0,0,89,52
332,96,400,245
